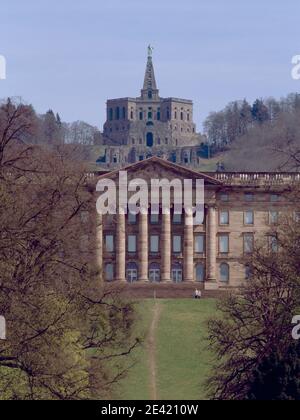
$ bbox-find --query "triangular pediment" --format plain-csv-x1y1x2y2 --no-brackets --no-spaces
97,156,222,185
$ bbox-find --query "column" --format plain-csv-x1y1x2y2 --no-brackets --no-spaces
116,209,126,282
161,210,171,282
206,205,218,290
184,209,194,282
95,212,103,281
139,209,149,282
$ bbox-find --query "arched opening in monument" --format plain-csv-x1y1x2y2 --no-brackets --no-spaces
146,132,154,148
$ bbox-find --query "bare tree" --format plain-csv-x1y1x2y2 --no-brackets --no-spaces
0,99,138,400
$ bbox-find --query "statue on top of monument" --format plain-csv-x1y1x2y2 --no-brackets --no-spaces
148,45,154,58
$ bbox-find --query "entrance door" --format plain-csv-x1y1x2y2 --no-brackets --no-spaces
149,264,160,283
146,132,154,147
172,264,183,283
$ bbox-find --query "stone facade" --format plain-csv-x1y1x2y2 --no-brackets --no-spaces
93,157,300,289
97,48,205,168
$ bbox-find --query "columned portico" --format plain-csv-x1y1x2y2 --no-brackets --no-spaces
116,209,126,282
139,209,149,281
184,209,194,282
161,210,172,282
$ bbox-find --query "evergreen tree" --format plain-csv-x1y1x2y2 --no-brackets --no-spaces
246,341,300,401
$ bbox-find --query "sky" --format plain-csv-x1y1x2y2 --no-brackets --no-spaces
0,0,300,130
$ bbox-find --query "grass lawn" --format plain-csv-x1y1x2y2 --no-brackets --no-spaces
116,298,217,400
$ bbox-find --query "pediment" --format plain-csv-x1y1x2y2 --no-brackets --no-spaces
98,157,221,186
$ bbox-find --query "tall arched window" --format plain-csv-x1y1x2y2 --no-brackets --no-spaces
122,107,126,119
115,107,120,120
126,262,138,283
105,264,114,282
220,263,229,283
172,263,183,283
149,263,160,283
195,263,205,282
109,108,113,121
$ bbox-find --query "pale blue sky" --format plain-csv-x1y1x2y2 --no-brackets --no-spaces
0,0,300,130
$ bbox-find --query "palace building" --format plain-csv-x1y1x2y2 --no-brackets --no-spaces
94,156,300,290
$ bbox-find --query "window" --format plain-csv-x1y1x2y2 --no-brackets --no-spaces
148,111,153,120
220,193,229,202
139,111,143,120
195,235,205,253
172,263,183,283
150,235,159,254
157,109,161,120
105,235,114,253
115,107,120,120
244,210,254,225
219,235,229,254
196,263,205,282
269,211,279,224
128,212,137,224
126,262,138,283
220,263,229,283
181,112,184,121
109,108,113,121
269,235,279,253
173,235,182,254
149,263,160,283
245,265,253,280
245,193,254,202
128,235,137,253
271,194,279,202
148,90,152,99
220,210,229,225
173,213,182,224
105,264,114,282
122,107,126,119
244,233,254,254
150,213,159,224
80,211,89,224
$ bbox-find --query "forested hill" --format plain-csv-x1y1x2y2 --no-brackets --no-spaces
204,93,300,172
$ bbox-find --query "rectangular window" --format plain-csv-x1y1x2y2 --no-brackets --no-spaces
195,235,205,253
271,194,279,202
219,235,229,254
173,235,182,254
105,235,114,253
220,210,229,225
245,193,254,202
244,210,254,225
269,236,279,253
150,235,159,253
269,211,279,224
244,233,254,254
220,193,229,202
128,235,137,253
128,212,137,224
150,213,159,224
173,213,182,224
